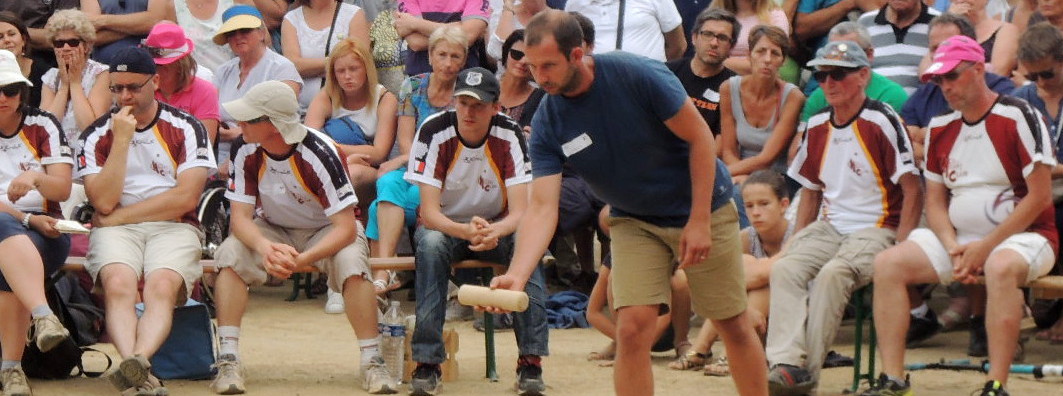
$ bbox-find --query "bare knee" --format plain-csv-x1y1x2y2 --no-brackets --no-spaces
983,255,1025,290
100,265,139,300
615,307,658,345
873,249,907,283
142,269,184,304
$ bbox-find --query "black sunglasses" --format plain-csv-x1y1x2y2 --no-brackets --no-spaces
52,38,83,48
812,68,860,84
1025,69,1056,82
509,49,525,61
226,28,257,39
928,62,975,85
0,83,24,97
108,76,154,94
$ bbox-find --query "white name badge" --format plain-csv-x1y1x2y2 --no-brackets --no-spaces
702,88,720,102
562,133,593,157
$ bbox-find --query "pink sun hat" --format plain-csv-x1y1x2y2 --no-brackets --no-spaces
143,22,195,65
921,35,985,83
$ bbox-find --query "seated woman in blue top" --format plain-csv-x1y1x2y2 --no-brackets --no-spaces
366,26,467,262
1013,21,1063,344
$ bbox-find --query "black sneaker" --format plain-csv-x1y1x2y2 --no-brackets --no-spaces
515,355,546,396
822,350,854,368
409,363,441,396
767,364,815,396
858,373,912,396
906,309,942,347
968,316,988,357
979,380,1009,396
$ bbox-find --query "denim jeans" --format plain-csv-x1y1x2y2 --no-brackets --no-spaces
411,227,549,364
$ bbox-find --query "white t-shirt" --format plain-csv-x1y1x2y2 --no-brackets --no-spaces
173,0,236,73
404,111,531,223
284,3,362,112
42,59,109,150
924,95,1058,246
564,0,682,62
331,84,386,142
214,50,303,124
226,128,357,229
789,99,917,235
77,103,217,223
0,108,74,218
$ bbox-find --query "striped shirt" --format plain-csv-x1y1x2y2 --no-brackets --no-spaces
227,128,357,230
789,99,917,234
924,95,1058,252
859,4,939,95
78,103,216,224
0,107,74,218
405,111,531,223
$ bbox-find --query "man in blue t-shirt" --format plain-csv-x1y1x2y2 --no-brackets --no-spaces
485,10,768,396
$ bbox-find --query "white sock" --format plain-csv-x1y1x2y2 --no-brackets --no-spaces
1,360,19,370
359,336,382,368
30,304,52,319
218,326,241,358
910,303,929,318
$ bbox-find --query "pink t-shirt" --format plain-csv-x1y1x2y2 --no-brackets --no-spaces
733,9,791,57
155,77,221,123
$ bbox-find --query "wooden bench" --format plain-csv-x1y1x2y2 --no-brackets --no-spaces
62,256,507,382
850,275,1063,391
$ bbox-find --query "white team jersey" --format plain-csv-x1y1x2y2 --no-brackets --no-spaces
405,111,531,223
226,128,358,229
0,108,74,217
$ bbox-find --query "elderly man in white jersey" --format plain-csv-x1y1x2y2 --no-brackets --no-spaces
404,67,547,396
863,36,1057,396
77,46,215,396
765,40,923,396
209,80,396,395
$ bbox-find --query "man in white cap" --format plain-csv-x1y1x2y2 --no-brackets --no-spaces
404,67,546,396
764,40,922,396
210,80,395,395
865,35,1056,396
77,46,215,395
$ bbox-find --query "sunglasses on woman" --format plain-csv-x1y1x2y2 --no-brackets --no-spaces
509,49,525,61
52,38,83,48
0,83,25,97
1025,69,1056,82
812,67,859,84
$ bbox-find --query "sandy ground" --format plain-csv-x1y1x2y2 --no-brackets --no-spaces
26,286,1063,396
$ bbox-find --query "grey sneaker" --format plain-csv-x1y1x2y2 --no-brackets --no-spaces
210,354,246,395
859,373,912,396
515,355,546,396
409,363,441,396
120,373,168,396
109,355,152,391
363,356,397,394
0,366,31,396
31,313,70,352
767,364,816,396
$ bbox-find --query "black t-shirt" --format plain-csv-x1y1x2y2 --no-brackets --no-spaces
666,58,735,136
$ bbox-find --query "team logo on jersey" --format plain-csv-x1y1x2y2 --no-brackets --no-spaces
77,154,87,169
196,147,210,159
465,72,483,86
986,188,1020,226
60,146,72,156
337,184,354,201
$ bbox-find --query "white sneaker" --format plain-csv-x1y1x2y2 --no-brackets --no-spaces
325,290,345,314
362,356,397,394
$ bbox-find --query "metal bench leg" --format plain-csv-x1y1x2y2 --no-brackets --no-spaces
852,286,865,392
287,274,303,302
479,267,499,382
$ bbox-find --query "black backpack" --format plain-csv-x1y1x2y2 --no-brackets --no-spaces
20,272,110,379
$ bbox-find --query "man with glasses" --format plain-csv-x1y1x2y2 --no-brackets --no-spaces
210,80,396,395
863,35,1057,396
765,40,922,396
77,46,215,396
667,7,739,138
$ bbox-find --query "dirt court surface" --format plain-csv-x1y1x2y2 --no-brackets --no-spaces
29,286,1063,395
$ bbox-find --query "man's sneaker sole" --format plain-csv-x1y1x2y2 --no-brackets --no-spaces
367,382,398,394
516,380,546,396
213,383,246,395
409,382,441,396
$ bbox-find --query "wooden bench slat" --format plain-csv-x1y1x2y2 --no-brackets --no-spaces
62,257,504,275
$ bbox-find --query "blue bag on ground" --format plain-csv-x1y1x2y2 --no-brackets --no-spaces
546,291,590,329
135,300,216,379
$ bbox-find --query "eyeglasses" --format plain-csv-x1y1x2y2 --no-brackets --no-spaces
509,49,525,61
697,30,732,44
928,62,975,85
812,67,860,83
52,38,82,48
108,76,154,94
1025,69,1057,82
0,83,24,97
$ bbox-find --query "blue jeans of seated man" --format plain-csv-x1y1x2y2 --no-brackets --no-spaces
411,227,550,364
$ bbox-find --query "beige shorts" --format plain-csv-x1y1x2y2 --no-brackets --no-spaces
214,218,371,292
86,221,204,299
908,228,1055,285
607,203,746,320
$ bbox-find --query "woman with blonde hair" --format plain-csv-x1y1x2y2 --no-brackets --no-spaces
39,9,111,149
710,0,791,76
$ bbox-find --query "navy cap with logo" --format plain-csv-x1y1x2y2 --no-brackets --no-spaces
454,67,500,103
109,46,157,75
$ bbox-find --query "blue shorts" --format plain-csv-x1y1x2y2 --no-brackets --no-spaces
0,213,71,292
365,169,420,240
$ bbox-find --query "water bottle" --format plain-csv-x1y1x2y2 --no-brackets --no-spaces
381,301,406,383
